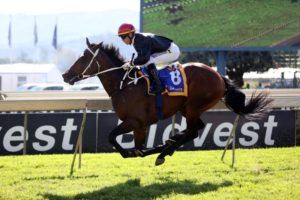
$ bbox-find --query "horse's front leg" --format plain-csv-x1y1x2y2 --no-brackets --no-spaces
135,136,191,158
133,128,172,157
138,145,166,157
109,121,136,158
155,117,205,165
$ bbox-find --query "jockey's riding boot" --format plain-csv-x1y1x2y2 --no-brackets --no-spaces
148,63,164,94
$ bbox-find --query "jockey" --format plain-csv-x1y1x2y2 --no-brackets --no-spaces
118,23,180,94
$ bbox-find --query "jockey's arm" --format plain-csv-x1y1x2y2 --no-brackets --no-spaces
132,35,152,66
133,52,150,66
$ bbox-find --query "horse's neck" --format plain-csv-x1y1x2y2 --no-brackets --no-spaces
98,72,123,96
97,58,125,96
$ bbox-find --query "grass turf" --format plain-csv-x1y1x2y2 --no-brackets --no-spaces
0,147,299,200
143,0,300,48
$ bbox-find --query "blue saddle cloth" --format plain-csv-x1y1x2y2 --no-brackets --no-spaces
140,63,188,96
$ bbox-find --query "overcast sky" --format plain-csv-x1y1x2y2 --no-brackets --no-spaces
0,0,140,14
0,0,140,47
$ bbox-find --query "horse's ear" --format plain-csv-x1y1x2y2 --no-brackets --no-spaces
96,41,104,49
86,38,91,47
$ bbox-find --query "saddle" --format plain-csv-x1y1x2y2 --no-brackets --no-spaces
140,62,188,96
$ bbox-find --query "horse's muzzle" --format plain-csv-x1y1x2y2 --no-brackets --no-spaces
62,73,79,85
68,76,80,85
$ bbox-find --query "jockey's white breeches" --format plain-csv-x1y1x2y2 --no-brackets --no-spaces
144,43,180,66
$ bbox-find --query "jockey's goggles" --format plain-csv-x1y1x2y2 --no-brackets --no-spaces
119,34,129,39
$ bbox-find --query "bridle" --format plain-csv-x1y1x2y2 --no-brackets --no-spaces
76,45,146,90
78,46,125,79
79,47,101,79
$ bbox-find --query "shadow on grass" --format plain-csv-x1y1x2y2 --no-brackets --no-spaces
43,179,232,200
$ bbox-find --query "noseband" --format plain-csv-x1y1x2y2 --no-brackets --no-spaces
77,46,127,80
79,47,101,79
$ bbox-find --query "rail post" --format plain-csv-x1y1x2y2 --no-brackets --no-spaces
221,115,240,167
171,115,176,136
23,111,28,155
70,107,87,176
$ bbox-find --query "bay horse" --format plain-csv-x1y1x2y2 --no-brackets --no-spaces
62,38,273,166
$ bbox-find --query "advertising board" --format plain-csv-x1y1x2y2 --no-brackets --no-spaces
0,111,295,155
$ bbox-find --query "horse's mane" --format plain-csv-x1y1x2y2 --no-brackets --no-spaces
97,43,126,65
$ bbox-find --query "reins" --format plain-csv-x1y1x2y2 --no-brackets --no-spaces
119,66,146,89
79,47,124,79
80,46,146,90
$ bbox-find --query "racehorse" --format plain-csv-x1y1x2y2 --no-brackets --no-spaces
165,3,184,14
62,38,273,166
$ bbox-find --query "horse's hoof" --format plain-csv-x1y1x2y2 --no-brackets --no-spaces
155,158,165,166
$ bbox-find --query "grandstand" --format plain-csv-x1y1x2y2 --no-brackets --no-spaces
273,51,300,68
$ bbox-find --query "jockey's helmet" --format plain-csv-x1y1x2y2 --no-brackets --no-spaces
118,23,135,36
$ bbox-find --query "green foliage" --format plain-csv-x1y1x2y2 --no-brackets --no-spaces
0,147,299,200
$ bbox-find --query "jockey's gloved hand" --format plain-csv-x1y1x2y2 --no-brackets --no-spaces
122,62,134,71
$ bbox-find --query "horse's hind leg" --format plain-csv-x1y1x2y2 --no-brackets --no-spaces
155,115,205,166
133,117,204,158
166,116,204,146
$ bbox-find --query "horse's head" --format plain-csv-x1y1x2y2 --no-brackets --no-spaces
62,38,103,85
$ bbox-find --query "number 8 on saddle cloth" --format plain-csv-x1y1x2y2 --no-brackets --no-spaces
140,62,188,97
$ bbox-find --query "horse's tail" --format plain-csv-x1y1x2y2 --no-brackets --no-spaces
222,76,273,120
